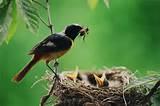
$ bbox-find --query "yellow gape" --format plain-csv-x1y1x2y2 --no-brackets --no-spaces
64,70,79,82
93,73,107,87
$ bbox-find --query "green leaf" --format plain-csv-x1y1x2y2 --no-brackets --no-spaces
104,0,110,8
6,1,17,43
16,0,39,33
0,1,17,44
0,0,9,8
87,0,99,10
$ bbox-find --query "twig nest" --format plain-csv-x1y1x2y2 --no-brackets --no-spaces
53,79,148,106
41,67,160,106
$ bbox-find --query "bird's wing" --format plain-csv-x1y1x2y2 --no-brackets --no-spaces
29,33,72,55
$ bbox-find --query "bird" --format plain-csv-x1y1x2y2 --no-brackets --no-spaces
93,73,109,88
13,24,89,83
59,68,79,83
60,70,109,88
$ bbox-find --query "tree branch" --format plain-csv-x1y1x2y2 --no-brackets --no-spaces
40,77,58,106
46,0,54,34
145,80,160,101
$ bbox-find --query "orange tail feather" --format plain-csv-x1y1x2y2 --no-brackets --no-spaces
13,57,39,83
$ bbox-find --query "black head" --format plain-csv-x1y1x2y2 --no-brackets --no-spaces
64,24,89,40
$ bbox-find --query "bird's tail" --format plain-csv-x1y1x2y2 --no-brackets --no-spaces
12,56,40,83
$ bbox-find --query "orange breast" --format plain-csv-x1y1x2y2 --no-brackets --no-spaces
42,49,70,62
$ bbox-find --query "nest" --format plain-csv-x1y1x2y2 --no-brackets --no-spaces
40,67,160,106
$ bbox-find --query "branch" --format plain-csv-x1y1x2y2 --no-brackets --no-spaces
144,80,160,101
40,77,58,106
33,0,54,34
37,15,49,27
46,0,54,34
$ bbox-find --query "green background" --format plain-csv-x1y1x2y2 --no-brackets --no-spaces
0,0,160,105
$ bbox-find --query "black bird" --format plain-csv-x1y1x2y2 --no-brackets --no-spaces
13,24,89,82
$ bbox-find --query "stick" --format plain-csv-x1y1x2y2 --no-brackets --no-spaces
145,80,160,100
40,77,58,106
46,0,54,34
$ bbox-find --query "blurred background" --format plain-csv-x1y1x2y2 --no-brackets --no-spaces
0,0,160,105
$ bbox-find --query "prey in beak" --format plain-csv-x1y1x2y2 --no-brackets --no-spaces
79,27,89,40
93,73,109,88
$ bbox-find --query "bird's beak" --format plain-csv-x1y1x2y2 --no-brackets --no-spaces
93,74,104,87
79,27,89,40
93,73,106,87
65,70,79,82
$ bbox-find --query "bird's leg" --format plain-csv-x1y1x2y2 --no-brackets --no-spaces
46,62,59,79
54,59,59,73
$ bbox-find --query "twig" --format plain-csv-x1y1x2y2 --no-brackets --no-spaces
40,77,58,106
76,87,95,102
33,0,54,34
46,0,54,34
122,86,127,106
145,80,160,101
31,78,45,88
37,15,49,28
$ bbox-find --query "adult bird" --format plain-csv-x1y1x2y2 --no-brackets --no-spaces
13,24,89,82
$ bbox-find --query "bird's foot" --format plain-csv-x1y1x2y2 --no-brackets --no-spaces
46,63,59,80
53,61,60,80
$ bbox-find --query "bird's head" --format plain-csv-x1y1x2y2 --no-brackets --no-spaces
64,24,89,40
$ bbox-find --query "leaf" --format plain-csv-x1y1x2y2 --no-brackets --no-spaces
0,0,9,8
104,0,110,8
0,1,17,44
87,0,99,10
6,1,17,43
16,0,39,33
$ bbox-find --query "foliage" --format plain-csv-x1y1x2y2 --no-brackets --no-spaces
0,0,109,45
0,0,17,44
0,0,39,44
16,0,39,33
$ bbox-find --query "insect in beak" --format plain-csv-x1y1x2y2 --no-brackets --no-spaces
79,27,89,40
